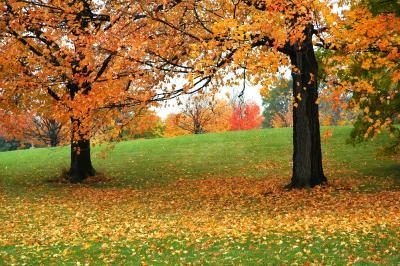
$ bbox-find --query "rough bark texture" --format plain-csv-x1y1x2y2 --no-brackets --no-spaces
67,118,95,183
288,29,327,188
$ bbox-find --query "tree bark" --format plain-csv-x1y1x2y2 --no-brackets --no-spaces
194,121,204,134
67,118,95,183
50,138,58,147
48,119,61,147
288,30,327,188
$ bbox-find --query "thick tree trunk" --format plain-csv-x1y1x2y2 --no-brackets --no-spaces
288,34,327,188
67,118,95,183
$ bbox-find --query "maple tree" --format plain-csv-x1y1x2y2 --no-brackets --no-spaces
138,0,399,187
230,102,264,131
0,1,121,181
0,87,67,147
138,0,335,187
0,0,221,182
322,0,400,151
116,108,163,140
0,0,185,182
24,115,65,147
165,95,232,136
164,113,189,137
270,107,293,128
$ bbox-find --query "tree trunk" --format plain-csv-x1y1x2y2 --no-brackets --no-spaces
48,119,61,147
50,138,58,147
288,33,327,188
194,120,204,134
67,118,95,183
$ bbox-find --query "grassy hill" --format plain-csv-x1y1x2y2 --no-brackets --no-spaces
0,127,399,264
1,126,398,190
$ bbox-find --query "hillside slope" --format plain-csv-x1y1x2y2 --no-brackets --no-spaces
0,126,398,191
0,126,399,264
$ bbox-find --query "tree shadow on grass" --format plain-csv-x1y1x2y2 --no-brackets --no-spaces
358,161,400,180
46,169,113,186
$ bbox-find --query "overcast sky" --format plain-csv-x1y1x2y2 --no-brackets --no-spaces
154,83,264,119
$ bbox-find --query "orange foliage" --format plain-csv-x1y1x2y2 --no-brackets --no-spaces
271,106,293,128
0,1,165,144
164,114,190,137
119,109,162,140
323,6,400,137
130,110,161,138
164,97,232,137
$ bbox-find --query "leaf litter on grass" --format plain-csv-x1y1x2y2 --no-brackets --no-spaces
1,176,399,249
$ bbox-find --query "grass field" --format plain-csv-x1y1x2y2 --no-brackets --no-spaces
0,126,399,264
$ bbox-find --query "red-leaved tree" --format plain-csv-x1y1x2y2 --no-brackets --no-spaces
230,102,264,131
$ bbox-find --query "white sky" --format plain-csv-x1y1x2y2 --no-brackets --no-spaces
154,83,264,119
155,68,294,119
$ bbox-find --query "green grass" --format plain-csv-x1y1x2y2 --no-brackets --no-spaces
0,126,399,264
1,126,398,190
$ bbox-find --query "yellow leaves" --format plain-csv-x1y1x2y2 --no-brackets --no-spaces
352,80,376,94
164,97,233,137
1,176,399,254
1,0,172,146
361,59,372,70
332,6,400,71
62,248,70,257
259,86,270,98
391,70,400,83
212,19,238,37
82,242,92,250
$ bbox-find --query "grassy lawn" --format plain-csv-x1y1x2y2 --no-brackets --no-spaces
0,126,399,264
